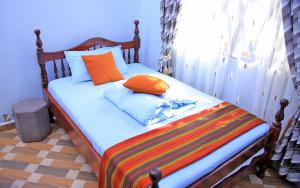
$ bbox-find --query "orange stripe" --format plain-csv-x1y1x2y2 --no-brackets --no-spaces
136,118,263,187
98,103,264,188
104,102,230,161
113,108,245,185
115,108,242,170
116,110,247,186
162,119,264,173
103,103,233,186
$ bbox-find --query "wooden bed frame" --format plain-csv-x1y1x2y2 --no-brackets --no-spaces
34,20,289,187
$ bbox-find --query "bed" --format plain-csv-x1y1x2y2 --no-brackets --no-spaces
34,20,289,187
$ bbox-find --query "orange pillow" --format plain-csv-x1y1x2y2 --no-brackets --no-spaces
82,52,124,85
123,75,169,95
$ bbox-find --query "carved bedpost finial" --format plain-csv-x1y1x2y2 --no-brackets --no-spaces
133,20,140,63
34,29,48,88
134,20,140,41
34,29,43,52
273,99,289,129
272,98,289,143
149,168,162,188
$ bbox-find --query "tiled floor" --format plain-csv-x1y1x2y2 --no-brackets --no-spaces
0,124,296,188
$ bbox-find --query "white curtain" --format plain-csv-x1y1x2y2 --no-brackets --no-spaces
174,0,299,124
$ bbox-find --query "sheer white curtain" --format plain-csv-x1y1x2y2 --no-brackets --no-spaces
174,0,299,124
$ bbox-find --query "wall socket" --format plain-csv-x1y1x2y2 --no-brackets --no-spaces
2,114,12,122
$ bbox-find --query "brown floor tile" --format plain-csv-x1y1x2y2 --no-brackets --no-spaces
77,171,98,182
23,181,59,188
0,125,295,188
35,165,69,177
0,131,17,139
263,176,294,187
25,142,53,151
13,153,43,164
0,176,14,187
0,168,31,180
39,174,73,187
0,124,16,133
47,151,78,161
237,178,253,185
235,183,265,188
11,146,40,156
48,132,63,139
276,186,295,188
0,137,18,145
0,151,6,158
51,159,82,170
84,181,98,188
60,146,78,154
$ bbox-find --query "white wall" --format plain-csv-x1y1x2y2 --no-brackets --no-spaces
0,0,142,122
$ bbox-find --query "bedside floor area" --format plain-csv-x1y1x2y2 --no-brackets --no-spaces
0,124,295,188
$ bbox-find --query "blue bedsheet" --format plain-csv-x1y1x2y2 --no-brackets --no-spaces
48,63,269,188
103,83,197,125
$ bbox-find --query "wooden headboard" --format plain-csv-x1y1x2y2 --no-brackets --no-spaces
34,20,140,89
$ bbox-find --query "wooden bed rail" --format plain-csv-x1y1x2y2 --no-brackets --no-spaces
34,20,140,88
149,99,289,188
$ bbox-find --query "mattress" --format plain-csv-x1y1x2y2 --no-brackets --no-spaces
48,63,269,187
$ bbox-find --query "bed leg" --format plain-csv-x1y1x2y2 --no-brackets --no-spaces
256,99,289,179
150,168,162,188
256,166,266,178
48,110,55,123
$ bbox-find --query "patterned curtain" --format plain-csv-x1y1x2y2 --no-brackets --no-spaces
271,0,300,183
159,0,182,76
272,105,300,182
282,0,300,94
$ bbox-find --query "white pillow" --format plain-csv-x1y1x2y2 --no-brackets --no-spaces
108,46,128,74
64,46,128,83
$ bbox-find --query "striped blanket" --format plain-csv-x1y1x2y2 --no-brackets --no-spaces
99,102,265,188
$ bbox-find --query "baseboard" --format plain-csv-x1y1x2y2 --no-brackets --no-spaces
0,120,15,132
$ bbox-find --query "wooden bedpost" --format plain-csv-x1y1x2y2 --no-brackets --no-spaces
34,29,55,123
257,98,289,178
271,99,289,144
34,29,48,89
133,20,140,63
150,168,162,188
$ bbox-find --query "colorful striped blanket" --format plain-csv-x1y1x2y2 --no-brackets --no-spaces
99,102,265,188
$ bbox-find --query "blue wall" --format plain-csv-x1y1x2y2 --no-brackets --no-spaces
140,0,161,70
0,0,143,122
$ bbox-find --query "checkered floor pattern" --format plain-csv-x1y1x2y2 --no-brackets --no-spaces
0,124,295,188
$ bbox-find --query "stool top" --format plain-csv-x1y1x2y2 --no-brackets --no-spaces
13,98,47,113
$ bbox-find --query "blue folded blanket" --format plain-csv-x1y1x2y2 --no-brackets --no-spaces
103,83,197,125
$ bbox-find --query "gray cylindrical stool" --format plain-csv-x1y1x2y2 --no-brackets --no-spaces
13,98,51,143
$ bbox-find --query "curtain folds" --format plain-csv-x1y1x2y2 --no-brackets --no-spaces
281,0,300,95
272,106,300,182
173,0,298,124
159,0,300,182
159,0,182,76
270,0,300,183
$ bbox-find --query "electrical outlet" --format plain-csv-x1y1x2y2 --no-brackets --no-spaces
0,113,14,127
2,114,11,122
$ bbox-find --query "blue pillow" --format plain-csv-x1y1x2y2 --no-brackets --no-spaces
64,46,128,83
